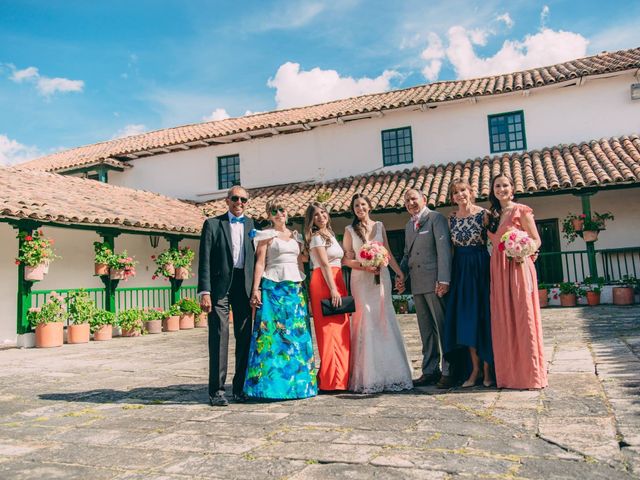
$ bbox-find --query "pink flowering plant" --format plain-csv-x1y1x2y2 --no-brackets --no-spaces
27,292,66,326
498,229,536,262
359,241,390,284
152,249,178,280
16,230,58,267
107,251,137,280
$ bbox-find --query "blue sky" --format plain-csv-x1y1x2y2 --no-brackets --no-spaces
1,0,639,164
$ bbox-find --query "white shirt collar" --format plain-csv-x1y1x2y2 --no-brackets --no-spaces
228,211,245,221
412,206,428,221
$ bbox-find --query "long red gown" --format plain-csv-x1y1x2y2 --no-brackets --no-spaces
487,204,548,389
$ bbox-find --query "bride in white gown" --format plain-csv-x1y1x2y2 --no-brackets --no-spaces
342,194,413,393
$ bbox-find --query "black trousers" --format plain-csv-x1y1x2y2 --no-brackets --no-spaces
208,268,252,397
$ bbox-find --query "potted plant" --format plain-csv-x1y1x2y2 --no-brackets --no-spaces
174,247,195,280
152,249,177,280
16,230,58,281
537,283,552,308
163,305,181,332
558,282,586,307
143,308,163,334
561,213,586,243
196,309,208,328
117,309,144,337
582,276,605,307
93,241,113,276
91,309,116,341
612,276,636,305
175,297,201,329
582,212,614,242
28,292,66,348
392,295,409,314
66,289,95,344
108,251,137,281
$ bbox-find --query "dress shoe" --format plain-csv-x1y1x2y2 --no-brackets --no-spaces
209,392,229,407
233,392,249,403
461,373,483,388
483,379,496,388
412,371,441,387
436,375,454,389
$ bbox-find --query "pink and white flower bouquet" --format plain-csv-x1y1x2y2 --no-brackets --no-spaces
359,241,390,284
498,229,536,262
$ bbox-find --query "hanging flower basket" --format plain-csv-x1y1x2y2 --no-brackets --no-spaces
95,263,109,275
571,218,585,232
108,251,137,281
175,267,189,280
582,230,599,242
24,263,47,281
110,268,126,280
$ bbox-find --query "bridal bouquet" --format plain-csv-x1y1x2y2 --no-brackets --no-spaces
498,229,536,262
359,241,390,284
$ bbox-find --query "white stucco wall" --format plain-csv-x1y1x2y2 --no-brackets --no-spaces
0,223,18,346
110,72,639,201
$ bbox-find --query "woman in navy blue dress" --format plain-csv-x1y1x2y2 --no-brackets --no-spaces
444,179,494,388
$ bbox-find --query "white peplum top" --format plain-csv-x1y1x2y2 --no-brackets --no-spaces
253,229,305,282
309,233,344,270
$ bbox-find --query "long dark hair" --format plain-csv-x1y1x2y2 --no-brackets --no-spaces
487,174,515,233
350,193,373,243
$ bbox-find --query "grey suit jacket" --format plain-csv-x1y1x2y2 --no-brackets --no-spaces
400,209,452,295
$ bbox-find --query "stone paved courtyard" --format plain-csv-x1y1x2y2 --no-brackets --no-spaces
0,305,639,479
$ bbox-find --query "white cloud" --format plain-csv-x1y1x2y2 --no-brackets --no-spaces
7,64,84,97
203,108,230,122
0,134,42,166
10,66,38,82
469,28,489,46
244,110,265,116
267,62,400,109
420,33,445,81
540,5,549,27
422,60,443,82
496,13,514,29
112,124,147,139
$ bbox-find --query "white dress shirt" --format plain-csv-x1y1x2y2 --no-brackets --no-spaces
228,212,245,269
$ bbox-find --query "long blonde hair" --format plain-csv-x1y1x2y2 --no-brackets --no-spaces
303,202,334,252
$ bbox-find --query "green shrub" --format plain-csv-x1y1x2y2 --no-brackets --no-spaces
28,292,66,327
175,298,202,315
90,310,116,334
117,309,145,334
66,289,96,325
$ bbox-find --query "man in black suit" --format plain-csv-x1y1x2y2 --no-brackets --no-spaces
198,186,255,406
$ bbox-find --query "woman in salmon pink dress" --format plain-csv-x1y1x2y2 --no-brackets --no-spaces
486,174,547,389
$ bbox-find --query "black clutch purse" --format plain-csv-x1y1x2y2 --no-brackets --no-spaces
320,296,356,316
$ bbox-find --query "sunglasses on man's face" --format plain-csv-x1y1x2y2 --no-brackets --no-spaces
270,207,286,216
229,195,249,204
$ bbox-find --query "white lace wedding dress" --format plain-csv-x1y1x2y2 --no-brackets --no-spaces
347,223,413,393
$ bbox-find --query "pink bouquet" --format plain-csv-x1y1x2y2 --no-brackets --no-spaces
359,241,390,284
498,229,536,262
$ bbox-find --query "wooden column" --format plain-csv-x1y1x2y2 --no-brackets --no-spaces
579,193,598,279
14,221,41,335
98,232,120,313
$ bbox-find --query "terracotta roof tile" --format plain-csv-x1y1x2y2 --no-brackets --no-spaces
200,134,640,221
21,47,640,174
0,167,205,235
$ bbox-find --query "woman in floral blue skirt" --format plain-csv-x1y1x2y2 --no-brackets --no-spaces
244,200,317,400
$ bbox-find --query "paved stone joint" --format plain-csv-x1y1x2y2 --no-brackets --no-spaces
0,306,638,479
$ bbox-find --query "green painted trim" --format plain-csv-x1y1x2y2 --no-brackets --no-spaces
59,164,125,176
488,110,527,154
218,154,240,190
168,237,182,306
381,126,413,167
15,224,39,335
580,193,599,278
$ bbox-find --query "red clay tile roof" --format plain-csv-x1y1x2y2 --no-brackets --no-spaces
22,47,640,173
0,167,205,235
200,134,640,221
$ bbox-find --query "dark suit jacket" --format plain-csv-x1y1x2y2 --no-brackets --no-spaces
197,213,256,302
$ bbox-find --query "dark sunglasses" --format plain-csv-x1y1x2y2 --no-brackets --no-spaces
270,207,286,216
229,195,249,203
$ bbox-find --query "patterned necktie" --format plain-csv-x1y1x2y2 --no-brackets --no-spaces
230,216,245,224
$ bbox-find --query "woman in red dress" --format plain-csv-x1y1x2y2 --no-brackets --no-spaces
304,202,350,391
487,174,548,389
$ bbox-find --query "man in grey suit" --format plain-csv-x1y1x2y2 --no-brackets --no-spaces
198,186,255,406
397,188,453,389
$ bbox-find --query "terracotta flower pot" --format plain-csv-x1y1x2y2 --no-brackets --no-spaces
93,325,113,341
612,287,634,306
121,328,141,337
24,263,46,281
163,315,180,332
196,313,208,328
67,323,90,344
586,291,601,306
110,268,125,280
179,313,195,330
538,289,549,308
144,319,162,334
582,230,599,242
35,322,64,348
164,263,175,276
571,218,584,232
95,263,109,275
174,267,189,280
560,293,577,307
